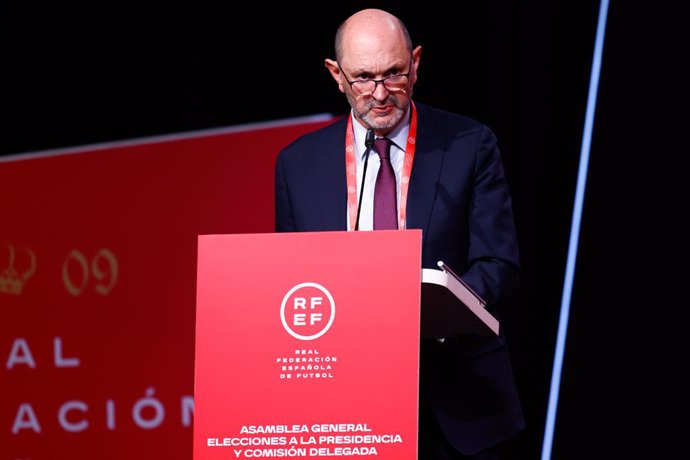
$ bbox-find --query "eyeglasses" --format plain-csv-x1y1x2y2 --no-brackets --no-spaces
339,62,412,96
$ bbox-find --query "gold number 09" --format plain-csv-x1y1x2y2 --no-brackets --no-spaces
62,248,118,296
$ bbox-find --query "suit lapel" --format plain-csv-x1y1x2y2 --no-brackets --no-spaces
407,106,443,232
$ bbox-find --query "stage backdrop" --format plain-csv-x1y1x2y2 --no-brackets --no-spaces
0,114,336,459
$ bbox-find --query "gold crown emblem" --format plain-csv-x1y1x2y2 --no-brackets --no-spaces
1,242,37,295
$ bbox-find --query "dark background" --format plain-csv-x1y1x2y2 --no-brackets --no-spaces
2,1,687,458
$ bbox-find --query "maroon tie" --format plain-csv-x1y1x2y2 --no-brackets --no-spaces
373,137,398,230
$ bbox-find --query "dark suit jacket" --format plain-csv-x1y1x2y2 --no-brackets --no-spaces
275,102,525,455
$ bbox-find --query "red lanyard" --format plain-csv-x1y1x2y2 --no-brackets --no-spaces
345,102,418,230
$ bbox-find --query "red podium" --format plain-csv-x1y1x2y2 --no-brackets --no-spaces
193,230,423,460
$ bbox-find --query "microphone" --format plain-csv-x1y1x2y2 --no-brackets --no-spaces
354,129,376,230
364,128,375,150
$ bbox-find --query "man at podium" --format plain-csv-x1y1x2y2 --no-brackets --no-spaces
274,8,524,460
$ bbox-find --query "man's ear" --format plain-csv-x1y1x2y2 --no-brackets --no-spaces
325,59,346,93
410,45,422,85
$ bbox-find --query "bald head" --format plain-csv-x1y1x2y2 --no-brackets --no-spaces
335,9,413,64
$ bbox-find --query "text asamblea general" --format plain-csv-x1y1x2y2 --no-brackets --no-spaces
240,424,372,434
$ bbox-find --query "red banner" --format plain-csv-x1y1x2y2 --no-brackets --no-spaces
194,231,422,459
0,115,335,459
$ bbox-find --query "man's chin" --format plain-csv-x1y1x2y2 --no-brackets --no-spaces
364,109,403,131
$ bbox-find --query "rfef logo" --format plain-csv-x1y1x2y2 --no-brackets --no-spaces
280,282,335,340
